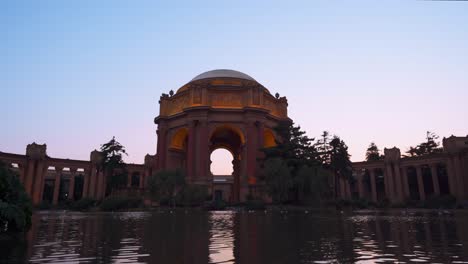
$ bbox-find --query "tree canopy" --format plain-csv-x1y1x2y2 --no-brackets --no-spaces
263,158,292,204
261,121,319,174
261,124,339,204
100,137,128,194
406,131,443,157
148,169,185,207
365,142,382,161
0,162,32,232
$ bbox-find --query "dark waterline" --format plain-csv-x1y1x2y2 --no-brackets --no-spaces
2,210,468,263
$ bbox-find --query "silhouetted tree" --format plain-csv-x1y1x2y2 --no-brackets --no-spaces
261,121,319,175
406,131,443,157
329,136,353,198
100,137,128,195
365,142,382,161
0,162,32,232
314,131,332,166
148,169,185,207
295,165,332,204
261,122,334,204
263,158,292,204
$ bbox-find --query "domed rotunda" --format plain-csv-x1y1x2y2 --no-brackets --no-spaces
154,69,290,202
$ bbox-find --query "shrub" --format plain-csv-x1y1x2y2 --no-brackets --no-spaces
376,198,390,208
204,200,227,211
176,185,208,206
71,198,97,211
0,162,32,232
352,198,370,209
334,199,352,209
99,197,142,211
38,201,52,210
424,195,457,209
246,199,265,210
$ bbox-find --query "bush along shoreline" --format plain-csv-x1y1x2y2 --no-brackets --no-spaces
0,162,32,233
33,193,466,213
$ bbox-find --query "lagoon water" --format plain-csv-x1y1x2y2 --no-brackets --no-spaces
2,210,468,263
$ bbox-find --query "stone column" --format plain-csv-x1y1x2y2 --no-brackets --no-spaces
83,168,90,198
18,163,26,183
186,121,196,182
139,170,145,189
402,166,410,198
232,158,241,202
385,164,395,202
430,164,440,195
416,166,425,201
196,121,210,183
339,177,346,199
370,169,377,203
96,169,105,199
89,166,97,198
393,163,404,202
68,168,76,200
32,160,47,205
357,170,364,199
156,127,167,170
446,157,458,198
53,167,62,205
127,171,132,188
246,121,259,188
24,159,36,196
453,155,464,199
345,179,352,199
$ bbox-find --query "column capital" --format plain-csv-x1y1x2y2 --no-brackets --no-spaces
55,166,63,173
69,167,77,174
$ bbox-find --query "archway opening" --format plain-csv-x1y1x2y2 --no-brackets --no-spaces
210,148,234,176
210,125,244,203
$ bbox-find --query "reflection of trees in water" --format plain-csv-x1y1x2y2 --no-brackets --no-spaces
4,211,468,263
141,211,210,264
232,211,468,263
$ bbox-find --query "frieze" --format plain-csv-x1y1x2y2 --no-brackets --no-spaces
210,92,243,108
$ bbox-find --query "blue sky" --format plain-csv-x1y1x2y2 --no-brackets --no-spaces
1,1,467,174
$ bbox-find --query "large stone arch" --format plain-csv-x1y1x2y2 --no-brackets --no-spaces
209,124,245,202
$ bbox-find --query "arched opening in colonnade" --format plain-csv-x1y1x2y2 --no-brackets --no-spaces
210,125,244,203
210,148,234,202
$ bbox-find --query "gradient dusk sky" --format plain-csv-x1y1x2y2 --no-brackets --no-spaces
1,1,467,175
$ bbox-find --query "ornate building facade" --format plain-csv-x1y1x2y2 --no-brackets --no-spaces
1,69,467,205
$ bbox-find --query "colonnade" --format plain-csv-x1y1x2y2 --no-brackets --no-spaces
0,143,155,205
346,145,467,204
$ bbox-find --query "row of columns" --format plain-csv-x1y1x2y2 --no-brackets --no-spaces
354,160,463,203
126,169,150,189
12,160,150,205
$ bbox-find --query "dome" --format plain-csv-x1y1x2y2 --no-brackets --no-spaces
191,69,255,82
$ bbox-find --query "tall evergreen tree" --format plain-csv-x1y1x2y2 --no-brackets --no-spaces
261,122,332,204
329,136,352,198
406,131,443,157
100,137,128,194
315,131,332,166
261,121,319,174
365,142,382,161
263,158,292,204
